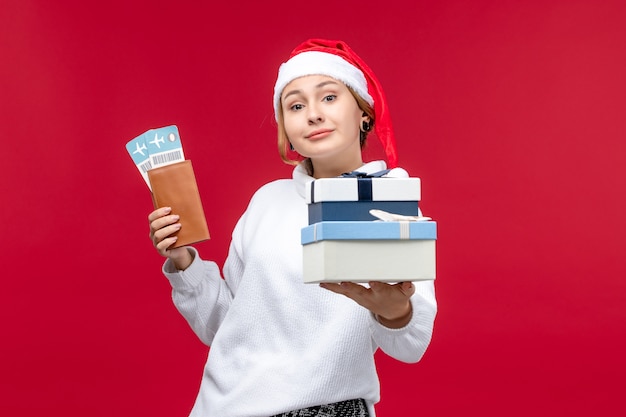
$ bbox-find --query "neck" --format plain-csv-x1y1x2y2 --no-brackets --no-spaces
310,155,363,179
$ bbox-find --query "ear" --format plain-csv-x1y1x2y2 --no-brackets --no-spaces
360,113,372,133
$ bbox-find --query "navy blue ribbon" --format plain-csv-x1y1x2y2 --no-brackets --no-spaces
339,169,391,178
339,169,391,201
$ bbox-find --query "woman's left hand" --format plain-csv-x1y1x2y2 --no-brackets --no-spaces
319,281,415,328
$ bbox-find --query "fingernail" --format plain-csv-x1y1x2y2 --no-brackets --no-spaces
163,207,172,213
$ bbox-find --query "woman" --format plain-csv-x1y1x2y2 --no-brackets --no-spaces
149,39,437,417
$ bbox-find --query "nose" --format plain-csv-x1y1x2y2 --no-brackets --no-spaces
307,103,324,124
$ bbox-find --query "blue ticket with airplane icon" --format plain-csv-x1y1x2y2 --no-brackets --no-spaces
145,125,185,169
126,124,185,190
126,132,152,189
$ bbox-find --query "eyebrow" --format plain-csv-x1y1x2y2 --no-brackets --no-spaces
282,80,340,101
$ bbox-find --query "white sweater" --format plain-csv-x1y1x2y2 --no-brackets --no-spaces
163,160,437,417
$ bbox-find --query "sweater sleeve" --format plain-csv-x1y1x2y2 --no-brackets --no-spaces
162,247,236,346
162,202,252,346
369,280,437,363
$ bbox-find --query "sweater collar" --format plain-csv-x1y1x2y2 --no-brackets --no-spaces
292,160,388,199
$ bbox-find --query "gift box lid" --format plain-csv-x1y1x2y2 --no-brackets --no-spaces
305,177,421,203
301,221,437,244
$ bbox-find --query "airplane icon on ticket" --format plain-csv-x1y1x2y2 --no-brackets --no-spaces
133,142,147,156
149,133,165,149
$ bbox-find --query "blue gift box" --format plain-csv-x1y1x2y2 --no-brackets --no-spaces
301,221,437,283
301,221,437,243
308,201,419,224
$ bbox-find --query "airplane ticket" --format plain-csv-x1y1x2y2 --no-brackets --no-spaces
125,124,185,190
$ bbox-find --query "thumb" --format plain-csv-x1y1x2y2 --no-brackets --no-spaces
400,281,415,295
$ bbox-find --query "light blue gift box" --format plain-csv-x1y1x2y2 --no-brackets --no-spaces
301,221,437,283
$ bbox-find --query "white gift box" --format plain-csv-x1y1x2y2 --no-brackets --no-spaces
301,221,436,283
305,177,421,203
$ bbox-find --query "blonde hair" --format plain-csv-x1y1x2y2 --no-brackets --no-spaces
276,86,374,175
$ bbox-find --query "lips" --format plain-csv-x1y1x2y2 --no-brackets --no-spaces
306,129,333,140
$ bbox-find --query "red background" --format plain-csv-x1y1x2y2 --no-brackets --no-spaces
1,1,625,415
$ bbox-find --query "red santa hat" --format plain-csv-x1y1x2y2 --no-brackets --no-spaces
273,39,398,168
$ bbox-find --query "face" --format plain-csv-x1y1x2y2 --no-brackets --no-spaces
281,75,367,175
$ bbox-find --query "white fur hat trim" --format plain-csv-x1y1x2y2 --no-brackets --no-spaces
273,51,373,120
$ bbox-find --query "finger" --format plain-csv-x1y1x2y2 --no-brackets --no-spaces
369,281,414,295
369,281,389,292
148,206,172,223
155,236,179,255
320,282,367,297
319,282,343,294
149,214,180,235
339,282,370,296
321,283,375,311
152,222,182,245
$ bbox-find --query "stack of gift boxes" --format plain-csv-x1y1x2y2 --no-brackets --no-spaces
301,171,437,283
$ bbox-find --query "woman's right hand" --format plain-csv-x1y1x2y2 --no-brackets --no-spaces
148,207,193,270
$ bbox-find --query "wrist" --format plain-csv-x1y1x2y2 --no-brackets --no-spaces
171,247,194,271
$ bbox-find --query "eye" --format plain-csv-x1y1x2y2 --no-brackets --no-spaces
289,103,304,111
323,95,337,102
